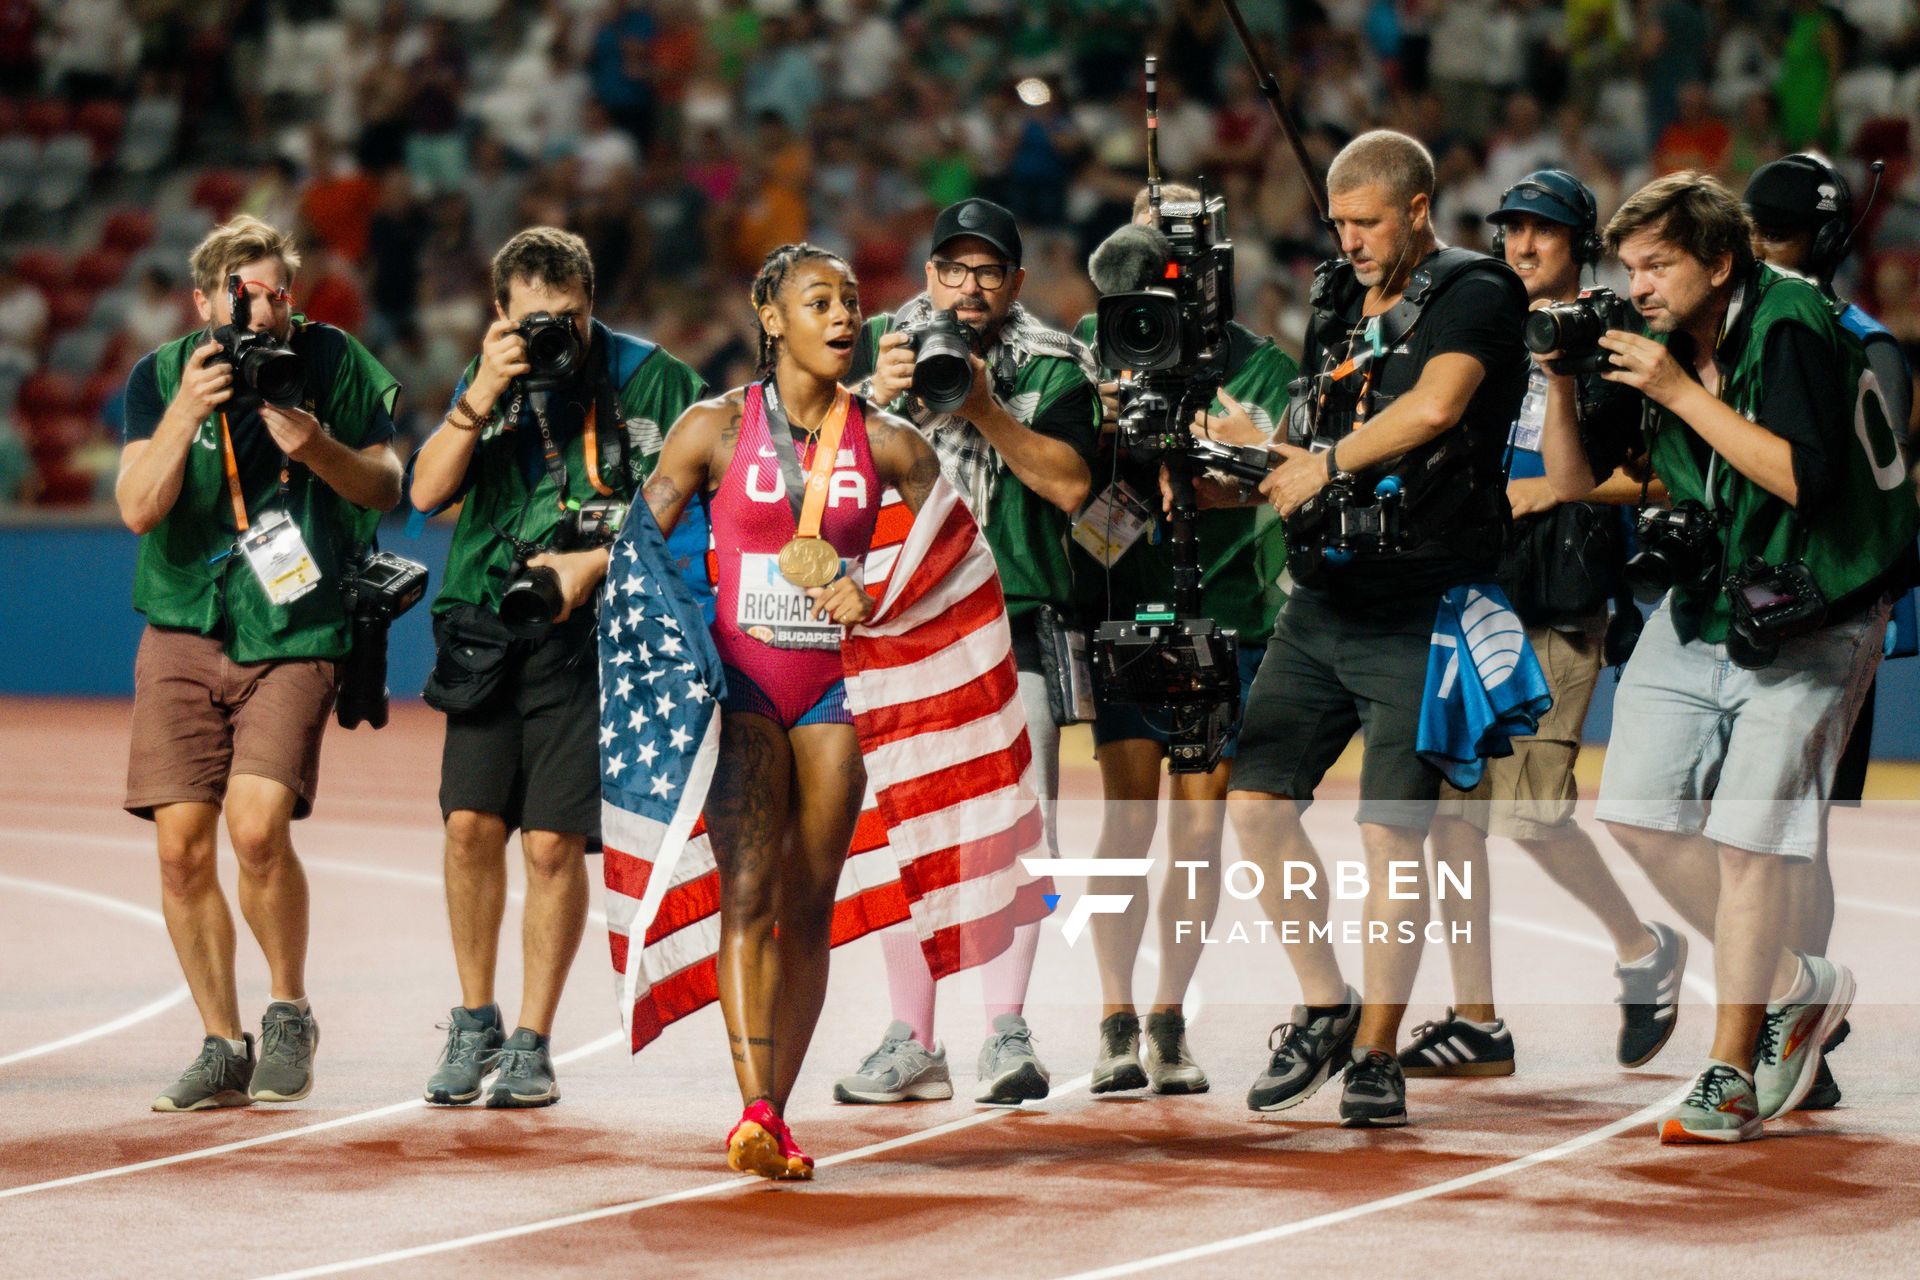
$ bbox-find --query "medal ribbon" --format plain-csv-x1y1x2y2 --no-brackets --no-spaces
762,380,851,541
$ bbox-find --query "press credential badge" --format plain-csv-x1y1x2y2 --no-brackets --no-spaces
1071,480,1154,567
240,510,322,605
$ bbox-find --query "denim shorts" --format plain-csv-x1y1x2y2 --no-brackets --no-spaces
1594,595,1888,859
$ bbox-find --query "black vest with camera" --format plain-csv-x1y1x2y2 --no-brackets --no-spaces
1286,246,1527,608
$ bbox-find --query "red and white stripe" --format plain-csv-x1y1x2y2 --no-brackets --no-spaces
606,480,1049,1054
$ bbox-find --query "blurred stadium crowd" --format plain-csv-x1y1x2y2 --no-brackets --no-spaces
0,0,1916,506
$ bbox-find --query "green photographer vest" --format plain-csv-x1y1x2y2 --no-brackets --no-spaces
1648,265,1918,643
131,323,399,663
1069,317,1296,641
431,325,707,616
854,314,1099,622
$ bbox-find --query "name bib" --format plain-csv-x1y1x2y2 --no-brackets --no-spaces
736,552,862,651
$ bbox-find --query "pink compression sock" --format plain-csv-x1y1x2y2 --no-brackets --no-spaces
880,926,937,1047
980,919,1042,1021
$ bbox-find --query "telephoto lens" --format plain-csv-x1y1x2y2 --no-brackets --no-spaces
909,309,975,412
213,326,307,408
518,312,583,387
1523,301,1605,357
499,565,566,636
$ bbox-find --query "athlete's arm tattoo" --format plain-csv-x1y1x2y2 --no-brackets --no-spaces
899,449,941,512
642,471,683,528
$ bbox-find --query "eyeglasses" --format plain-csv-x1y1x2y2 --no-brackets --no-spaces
932,258,1010,291
238,279,295,307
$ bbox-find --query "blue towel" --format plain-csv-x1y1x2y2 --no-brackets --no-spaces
1417,584,1553,791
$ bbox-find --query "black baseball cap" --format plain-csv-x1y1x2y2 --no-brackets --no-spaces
930,198,1023,266
1744,155,1848,231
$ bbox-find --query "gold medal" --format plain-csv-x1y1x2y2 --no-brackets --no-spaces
778,535,841,588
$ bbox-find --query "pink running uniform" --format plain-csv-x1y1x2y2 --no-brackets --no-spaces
709,382,881,728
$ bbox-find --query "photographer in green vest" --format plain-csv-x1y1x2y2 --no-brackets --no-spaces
407,227,706,1109
116,215,404,1112
1536,172,1918,1144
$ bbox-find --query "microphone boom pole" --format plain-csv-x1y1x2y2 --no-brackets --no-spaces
1216,0,1332,239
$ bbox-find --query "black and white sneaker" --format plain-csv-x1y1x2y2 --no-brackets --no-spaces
1246,986,1360,1113
1616,921,1687,1068
1798,1017,1850,1111
1396,1010,1515,1078
1339,1049,1409,1128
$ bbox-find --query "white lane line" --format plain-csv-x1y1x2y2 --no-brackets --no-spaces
1837,894,1920,920
252,1073,1098,1280
253,906,1680,1275
0,1030,625,1203
0,835,618,1201
0,873,191,1068
1052,1083,1687,1280
1054,908,1710,1278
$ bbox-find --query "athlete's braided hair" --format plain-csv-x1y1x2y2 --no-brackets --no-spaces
750,242,850,377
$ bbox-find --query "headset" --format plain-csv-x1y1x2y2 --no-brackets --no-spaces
1491,169,1604,267
1763,152,1887,287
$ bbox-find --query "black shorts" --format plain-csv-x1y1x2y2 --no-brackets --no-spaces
439,619,601,837
1231,589,1442,830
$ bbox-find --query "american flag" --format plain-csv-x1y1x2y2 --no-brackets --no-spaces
601,478,1053,1054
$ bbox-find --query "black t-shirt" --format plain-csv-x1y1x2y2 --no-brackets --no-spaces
1294,255,1529,616
124,326,398,518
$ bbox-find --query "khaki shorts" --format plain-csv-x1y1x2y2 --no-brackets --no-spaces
1438,620,1603,840
125,625,336,821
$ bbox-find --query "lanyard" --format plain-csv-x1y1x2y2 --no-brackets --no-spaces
217,412,290,533
525,395,612,510
760,380,851,539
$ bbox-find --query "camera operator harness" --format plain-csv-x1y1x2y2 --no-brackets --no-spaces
1286,247,1508,584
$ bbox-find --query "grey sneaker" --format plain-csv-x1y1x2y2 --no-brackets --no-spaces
1090,1011,1147,1094
833,1020,954,1103
484,1028,559,1108
152,1034,255,1112
1247,985,1361,1113
425,1005,506,1105
249,1002,319,1102
1754,953,1854,1120
1143,1010,1209,1095
975,1012,1050,1105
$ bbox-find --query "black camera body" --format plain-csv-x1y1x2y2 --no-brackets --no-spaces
336,548,429,730
516,312,584,391
902,307,978,413
212,274,305,408
1724,557,1827,669
1094,603,1242,773
498,497,627,637
1523,287,1634,376
1095,196,1234,382
1087,194,1249,772
1625,499,1724,602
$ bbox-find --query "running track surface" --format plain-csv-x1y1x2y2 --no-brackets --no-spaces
3,699,1917,1278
